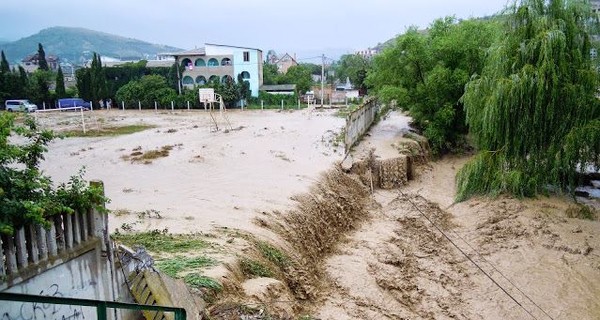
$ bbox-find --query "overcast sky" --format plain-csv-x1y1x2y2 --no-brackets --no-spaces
1,0,509,59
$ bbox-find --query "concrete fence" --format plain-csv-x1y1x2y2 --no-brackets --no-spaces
0,181,135,320
0,208,100,289
344,97,380,154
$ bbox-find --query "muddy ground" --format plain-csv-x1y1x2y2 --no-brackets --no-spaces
38,109,600,319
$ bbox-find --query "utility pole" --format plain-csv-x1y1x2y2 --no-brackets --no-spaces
321,54,325,108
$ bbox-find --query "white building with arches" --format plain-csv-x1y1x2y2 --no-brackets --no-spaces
171,44,263,97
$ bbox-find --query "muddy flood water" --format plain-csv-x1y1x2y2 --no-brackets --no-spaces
40,109,345,235
38,108,600,319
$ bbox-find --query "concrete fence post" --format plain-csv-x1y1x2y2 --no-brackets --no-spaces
171,101,174,111
122,101,125,111
36,224,48,260
46,219,58,256
15,227,27,269
187,101,190,111
90,180,107,251
26,225,39,264
281,100,284,110
261,100,264,110
154,101,158,113
2,234,18,274
138,101,142,111
64,213,73,250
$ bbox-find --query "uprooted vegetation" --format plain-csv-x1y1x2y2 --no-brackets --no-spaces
121,144,182,164
113,229,224,298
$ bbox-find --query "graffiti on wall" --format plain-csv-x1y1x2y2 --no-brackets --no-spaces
1,284,86,320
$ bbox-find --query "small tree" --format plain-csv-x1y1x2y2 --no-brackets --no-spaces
37,43,49,71
0,50,9,74
0,114,106,235
55,66,66,98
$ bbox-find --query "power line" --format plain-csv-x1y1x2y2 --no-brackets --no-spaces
397,189,555,320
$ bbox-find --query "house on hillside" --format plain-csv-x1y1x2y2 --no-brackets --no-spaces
275,53,297,74
21,53,60,72
355,47,379,59
170,44,263,97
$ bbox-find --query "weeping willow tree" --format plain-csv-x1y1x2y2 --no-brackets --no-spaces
457,0,600,200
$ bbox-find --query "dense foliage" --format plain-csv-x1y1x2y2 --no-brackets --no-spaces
457,0,600,200
115,74,177,107
263,63,314,94
335,54,371,93
0,113,106,235
76,53,108,108
103,60,179,99
367,17,500,154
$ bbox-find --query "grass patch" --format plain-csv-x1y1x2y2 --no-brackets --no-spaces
63,124,156,137
184,274,222,291
112,229,209,253
256,241,289,269
335,104,361,118
566,204,597,220
239,258,273,278
122,144,181,164
155,256,217,278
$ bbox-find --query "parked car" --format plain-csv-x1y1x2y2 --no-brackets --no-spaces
4,100,38,112
58,98,91,110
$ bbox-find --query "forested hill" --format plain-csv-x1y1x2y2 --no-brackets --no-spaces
0,26,182,64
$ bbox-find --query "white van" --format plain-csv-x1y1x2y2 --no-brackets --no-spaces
4,100,38,112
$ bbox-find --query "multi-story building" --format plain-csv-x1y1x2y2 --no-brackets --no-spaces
171,44,263,97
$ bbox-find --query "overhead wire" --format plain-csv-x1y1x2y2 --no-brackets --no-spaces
397,188,555,320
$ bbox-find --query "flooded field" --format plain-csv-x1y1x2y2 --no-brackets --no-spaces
40,109,345,235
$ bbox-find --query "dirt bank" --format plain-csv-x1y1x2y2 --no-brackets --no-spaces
311,113,600,319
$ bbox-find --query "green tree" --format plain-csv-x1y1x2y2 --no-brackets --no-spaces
27,70,52,106
55,66,66,98
237,73,251,101
90,53,108,106
0,51,9,73
457,0,600,200
115,74,177,107
37,43,49,71
0,113,106,234
263,63,280,85
282,64,313,94
336,54,371,92
367,18,499,154
214,77,240,107
76,68,92,101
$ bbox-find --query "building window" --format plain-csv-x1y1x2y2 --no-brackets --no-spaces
241,71,250,80
182,76,194,85
243,51,250,62
208,58,219,67
221,75,233,84
221,58,232,66
194,58,206,67
181,58,192,68
195,76,207,85
208,75,219,83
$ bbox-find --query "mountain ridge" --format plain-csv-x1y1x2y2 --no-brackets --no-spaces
0,26,182,65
